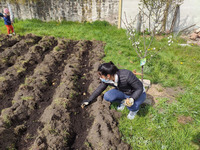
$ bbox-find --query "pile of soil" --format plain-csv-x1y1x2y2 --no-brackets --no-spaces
0,34,130,149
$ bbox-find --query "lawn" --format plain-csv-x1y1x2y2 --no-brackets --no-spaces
0,19,199,149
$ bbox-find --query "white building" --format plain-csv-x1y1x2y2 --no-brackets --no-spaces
121,0,200,32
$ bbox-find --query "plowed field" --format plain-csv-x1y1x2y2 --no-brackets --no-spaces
0,34,130,150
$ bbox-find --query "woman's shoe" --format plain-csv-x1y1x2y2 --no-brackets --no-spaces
117,103,125,111
127,110,139,120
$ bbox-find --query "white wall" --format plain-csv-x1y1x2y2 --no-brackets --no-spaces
121,0,200,31
178,0,200,29
0,0,119,25
121,0,140,28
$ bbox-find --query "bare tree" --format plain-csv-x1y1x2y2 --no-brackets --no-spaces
122,0,179,82
138,0,184,33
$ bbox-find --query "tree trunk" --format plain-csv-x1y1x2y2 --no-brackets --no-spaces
170,4,180,32
136,12,142,33
162,0,171,32
141,65,144,83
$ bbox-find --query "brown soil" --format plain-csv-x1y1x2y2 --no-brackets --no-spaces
0,34,23,53
0,34,42,74
0,34,130,150
178,116,193,124
146,84,184,105
181,35,200,46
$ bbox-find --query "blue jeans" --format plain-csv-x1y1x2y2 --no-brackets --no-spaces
103,89,146,111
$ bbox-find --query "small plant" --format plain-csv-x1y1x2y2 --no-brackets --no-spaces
1,58,8,63
21,59,29,65
24,39,31,43
49,128,58,135
2,114,11,128
84,141,92,147
63,129,70,136
28,103,36,110
0,76,6,82
55,46,61,51
88,87,93,93
54,98,69,108
12,100,17,104
25,39,35,43
24,77,35,85
14,124,26,135
6,143,16,150
41,79,48,85
21,96,34,101
24,133,35,142
15,66,26,73
69,92,75,99
81,76,86,79
72,75,78,81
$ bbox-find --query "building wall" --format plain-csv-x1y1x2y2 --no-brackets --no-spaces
0,0,199,31
178,0,200,30
121,0,140,28
121,0,200,31
0,0,119,25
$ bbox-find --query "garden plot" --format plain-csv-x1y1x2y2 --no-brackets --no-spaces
0,34,130,150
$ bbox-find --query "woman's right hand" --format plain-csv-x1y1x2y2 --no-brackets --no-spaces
81,99,90,108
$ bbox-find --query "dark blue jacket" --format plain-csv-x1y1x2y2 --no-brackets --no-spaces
3,15,11,25
0,13,4,17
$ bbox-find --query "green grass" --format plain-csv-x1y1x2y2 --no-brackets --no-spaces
0,19,200,149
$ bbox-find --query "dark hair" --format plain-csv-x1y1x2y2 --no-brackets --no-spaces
98,61,119,76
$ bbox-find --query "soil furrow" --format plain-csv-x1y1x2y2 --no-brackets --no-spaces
0,35,23,53
2,39,77,149
15,39,78,150
70,41,106,150
0,34,42,74
0,36,57,114
83,42,130,150
69,41,95,150
29,40,93,150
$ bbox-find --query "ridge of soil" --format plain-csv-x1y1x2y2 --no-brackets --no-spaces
0,35,57,114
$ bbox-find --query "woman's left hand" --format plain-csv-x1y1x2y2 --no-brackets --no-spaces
122,98,134,107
